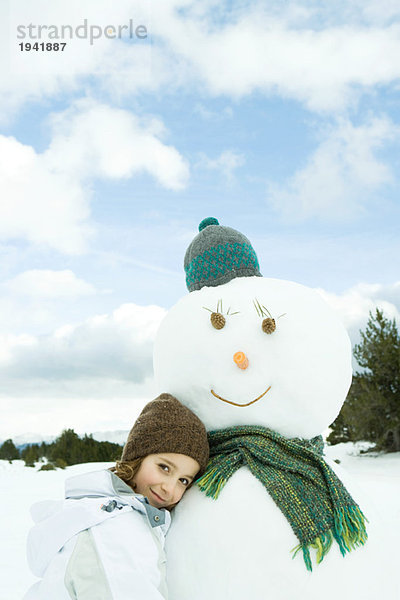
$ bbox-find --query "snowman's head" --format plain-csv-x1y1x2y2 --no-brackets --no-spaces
153,219,352,439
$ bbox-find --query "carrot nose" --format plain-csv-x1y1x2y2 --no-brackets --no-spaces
233,351,249,370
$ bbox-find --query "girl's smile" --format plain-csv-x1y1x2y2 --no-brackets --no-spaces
132,452,200,509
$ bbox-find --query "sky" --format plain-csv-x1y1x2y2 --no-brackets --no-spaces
0,0,399,440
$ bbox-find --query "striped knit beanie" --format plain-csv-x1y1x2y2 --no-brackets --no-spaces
184,217,262,292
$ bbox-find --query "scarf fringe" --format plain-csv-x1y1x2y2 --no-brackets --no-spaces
292,506,368,571
333,506,368,556
197,468,226,498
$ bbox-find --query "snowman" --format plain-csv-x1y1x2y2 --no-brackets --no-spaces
153,217,394,600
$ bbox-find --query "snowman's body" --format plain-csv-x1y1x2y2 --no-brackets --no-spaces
154,276,394,599
165,469,386,600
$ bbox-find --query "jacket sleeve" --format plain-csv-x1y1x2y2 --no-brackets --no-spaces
64,515,168,600
64,530,113,600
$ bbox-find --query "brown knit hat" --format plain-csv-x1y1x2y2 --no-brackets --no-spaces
121,393,209,474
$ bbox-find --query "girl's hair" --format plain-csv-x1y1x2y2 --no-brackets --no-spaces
111,458,143,491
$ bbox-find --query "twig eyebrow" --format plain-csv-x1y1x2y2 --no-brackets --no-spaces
253,298,272,318
253,299,287,321
202,299,239,315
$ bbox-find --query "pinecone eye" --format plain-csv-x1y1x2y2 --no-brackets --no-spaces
262,317,276,334
211,312,226,330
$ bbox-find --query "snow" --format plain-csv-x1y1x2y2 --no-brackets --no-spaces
1,447,399,600
0,460,113,600
324,442,400,524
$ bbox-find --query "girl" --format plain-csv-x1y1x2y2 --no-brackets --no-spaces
24,394,209,600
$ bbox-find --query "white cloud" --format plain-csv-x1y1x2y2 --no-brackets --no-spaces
0,300,165,435
151,4,400,112
267,117,398,221
0,100,189,253
0,135,92,254
2,1,400,114
320,1,400,27
0,333,36,363
244,1,400,28
197,150,245,181
0,392,152,439
45,100,189,189
5,269,97,298
317,281,400,347
0,303,166,385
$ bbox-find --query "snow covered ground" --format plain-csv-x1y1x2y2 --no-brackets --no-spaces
1,444,399,600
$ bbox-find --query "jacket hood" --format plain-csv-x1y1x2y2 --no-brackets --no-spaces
65,469,134,499
27,470,145,578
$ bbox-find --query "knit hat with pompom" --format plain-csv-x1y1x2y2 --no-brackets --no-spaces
184,217,262,292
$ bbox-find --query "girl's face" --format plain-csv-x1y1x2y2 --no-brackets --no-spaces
132,452,200,509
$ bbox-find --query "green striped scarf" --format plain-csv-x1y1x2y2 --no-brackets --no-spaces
197,425,367,571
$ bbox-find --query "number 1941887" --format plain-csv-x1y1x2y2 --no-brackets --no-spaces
19,42,66,51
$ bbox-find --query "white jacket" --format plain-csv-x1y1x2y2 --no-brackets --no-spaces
24,469,171,600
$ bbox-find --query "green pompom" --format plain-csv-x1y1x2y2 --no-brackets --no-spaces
199,217,219,232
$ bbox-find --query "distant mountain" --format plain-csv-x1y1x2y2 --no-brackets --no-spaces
1,430,129,449
90,430,129,445
9,433,57,448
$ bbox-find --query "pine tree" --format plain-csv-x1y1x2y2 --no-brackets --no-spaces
0,439,20,461
21,444,40,467
46,429,123,466
47,429,83,466
328,308,400,452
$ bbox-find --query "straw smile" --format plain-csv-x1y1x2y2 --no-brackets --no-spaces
210,386,271,407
